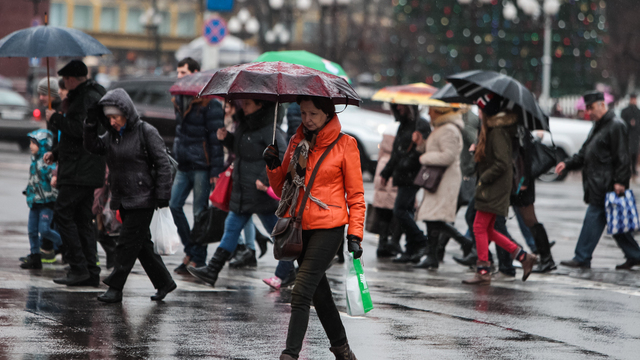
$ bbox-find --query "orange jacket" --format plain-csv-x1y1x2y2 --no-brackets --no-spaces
267,115,366,239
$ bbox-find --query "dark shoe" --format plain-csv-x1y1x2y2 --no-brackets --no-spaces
19,254,30,262
462,261,492,285
68,277,100,287
20,254,42,269
414,255,438,269
53,272,90,285
281,268,297,288
532,260,557,273
97,288,122,303
615,258,640,270
518,252,537,282
40,249,57,263
187,247,232,286
530,223,556,274
376,237,395,258
392,252,413,263
329,342,357,360
280,354,296,360
229,247,257,268
409,243,427,263
454,247,477,267
174,263,189,275
151,281,177,301
254,226,271,259
560,259,590,269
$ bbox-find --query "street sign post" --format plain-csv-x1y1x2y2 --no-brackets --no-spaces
202,15,227,70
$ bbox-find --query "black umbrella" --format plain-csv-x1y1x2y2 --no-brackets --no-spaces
447,70,549,131
430,83,474,104
0,19,111,110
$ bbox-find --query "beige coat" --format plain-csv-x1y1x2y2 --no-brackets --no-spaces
416,112,464,223
373,134,398,209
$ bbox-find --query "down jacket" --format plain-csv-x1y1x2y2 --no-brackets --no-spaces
84,89,172,210
416,111,464,223
49,79,106,188
223,104,287,214
172,95,225,178
474,112,518,217
564,110,631,206
267,115,366,239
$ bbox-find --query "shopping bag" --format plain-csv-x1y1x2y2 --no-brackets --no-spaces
150,207,182,255
210,164,233,211
605,190,640,235
344,252,374,316
190,206,228,245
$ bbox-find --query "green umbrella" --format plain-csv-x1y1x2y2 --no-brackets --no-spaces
253,50,350,83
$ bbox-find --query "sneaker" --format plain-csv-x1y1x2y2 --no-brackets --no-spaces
263,276,282,290
492,271,516,282
40,249,57,263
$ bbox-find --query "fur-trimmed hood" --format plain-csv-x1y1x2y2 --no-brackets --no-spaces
431,110,464,130
484,111,518,128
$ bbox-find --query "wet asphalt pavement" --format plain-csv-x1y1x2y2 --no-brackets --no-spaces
1,142,640,359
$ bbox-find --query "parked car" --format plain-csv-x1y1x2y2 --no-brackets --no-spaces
538,116,593,182
109,76,176,146
0,88,42,151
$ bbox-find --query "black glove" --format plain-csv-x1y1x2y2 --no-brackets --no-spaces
263,143,281,170
86,104,101,126
347,235,363,259
156,199,169,209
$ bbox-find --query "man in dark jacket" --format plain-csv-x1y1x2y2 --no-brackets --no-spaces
379,104,431,263
621,94,640,176
44,60,106,286
170,58,225,272
556,91,640,270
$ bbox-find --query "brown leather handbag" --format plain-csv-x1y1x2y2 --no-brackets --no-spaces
413,165,447,193
272,133,344,261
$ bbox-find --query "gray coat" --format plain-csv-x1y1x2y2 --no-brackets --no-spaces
84,89,172,210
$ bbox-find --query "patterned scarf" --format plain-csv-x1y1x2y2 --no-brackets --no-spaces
276,128,329,217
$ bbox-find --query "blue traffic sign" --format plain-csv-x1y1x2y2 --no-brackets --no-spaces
207,0,233,12
203,16,227,45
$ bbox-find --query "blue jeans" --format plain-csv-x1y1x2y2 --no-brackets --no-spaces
574,204,640,265
236,217,256,251
169,170,211,266
514,207,537,253
27,206,62,255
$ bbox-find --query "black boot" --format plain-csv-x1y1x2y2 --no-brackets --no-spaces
442,223,474,257
437,233,449,262
415,226,439,269
453,247,477,267
254,225,271,259
187,247,232,286
229,246,257,268
530,223,556,273
20,254,42,269
97,287,123,303
376,235,396,258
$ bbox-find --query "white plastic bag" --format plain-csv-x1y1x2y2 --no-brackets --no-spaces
150,208,181,255
344,252,373,316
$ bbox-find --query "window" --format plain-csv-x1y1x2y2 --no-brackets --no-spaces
126,8,144,34
158,11,171,36
49,3,67,27
73,5,93,30
100,7,119,32
176,12,196,37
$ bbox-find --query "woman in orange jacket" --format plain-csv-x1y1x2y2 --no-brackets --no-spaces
264,96,365,360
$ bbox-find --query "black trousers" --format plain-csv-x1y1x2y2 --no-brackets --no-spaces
283,226,347,358
103,207,173,291
54,185,100,280
393,185,425,253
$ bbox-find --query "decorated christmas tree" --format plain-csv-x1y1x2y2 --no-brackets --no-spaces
387,0,607,97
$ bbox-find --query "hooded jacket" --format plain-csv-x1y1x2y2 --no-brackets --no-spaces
474,112,518,217
24,129,58,208
172,95,225,178
416,111,464,223
379,105,431,187
49,79,106,188
564,110,631,206
222,104,287,214
268,115,366,239
83,89,172,210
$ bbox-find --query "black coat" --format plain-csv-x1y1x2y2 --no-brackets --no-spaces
50,79,106,188
285,103,302,142
172,95,225,178
621,104,640,153
84,89,172,210
565,110,631,206
380,111,431,187
222,105,286,214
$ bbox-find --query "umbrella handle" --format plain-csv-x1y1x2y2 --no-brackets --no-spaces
272,102,278,145
46,57,51,110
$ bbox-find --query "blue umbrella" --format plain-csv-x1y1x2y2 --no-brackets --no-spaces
0,25,111,58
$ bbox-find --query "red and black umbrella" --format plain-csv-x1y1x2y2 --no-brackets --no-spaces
169,69,219,97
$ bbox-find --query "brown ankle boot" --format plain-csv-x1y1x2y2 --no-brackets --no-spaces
329,342,357,360
279,354,296,360
462,261,492,285
512,248,537,281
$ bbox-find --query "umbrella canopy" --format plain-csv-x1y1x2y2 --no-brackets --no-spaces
447,70,548,131
170,69,219,96
253,50,350,82
371,83,440,105
431,83,474,104
0,25,111,58
199,61,360,106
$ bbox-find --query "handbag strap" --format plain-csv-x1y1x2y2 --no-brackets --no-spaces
295,132,345,220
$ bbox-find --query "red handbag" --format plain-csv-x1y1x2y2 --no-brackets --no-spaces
209,164,233,211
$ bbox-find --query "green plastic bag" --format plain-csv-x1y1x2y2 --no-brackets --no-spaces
345,252,374,316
